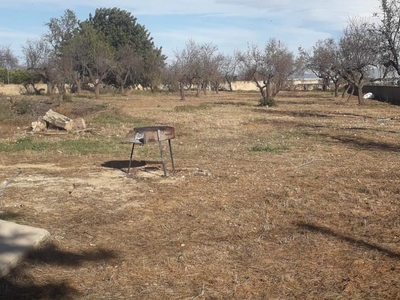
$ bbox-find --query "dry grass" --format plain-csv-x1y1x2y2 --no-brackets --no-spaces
0,90,399,299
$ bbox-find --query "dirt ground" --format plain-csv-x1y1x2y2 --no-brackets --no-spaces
0,90,399,299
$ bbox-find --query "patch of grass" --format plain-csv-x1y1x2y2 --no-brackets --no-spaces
90,104,136,125
58,138,126,155
0,136,126,155
74,93,94,99
62,94,73,102
0,136,49,152
174,103,210,112
92,112,129,125
213,101,251,106
250,142,289,153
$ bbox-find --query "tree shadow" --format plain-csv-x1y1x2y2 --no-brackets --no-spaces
297,222,400,259
253,108,334,119
0,241,118,299
0,211,21,222
317,133,400,152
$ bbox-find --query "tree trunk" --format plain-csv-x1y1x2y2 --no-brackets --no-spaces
227,80,233,92
342,84,351,99
334,82,340,98
357,84,365,105
196,85,201,97
74,75,82,95
346,85,354,102
46,82,54,96
255,78,267,103
94,83,101,99
179,82,185,101
322,77,329,91
266,82,271,101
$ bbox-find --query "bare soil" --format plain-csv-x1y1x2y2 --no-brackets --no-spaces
0,90,399,299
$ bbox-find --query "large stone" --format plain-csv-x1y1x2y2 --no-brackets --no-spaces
0,220,50,278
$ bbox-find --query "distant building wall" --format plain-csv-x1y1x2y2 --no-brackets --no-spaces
224,79,322,91
0,84,48,95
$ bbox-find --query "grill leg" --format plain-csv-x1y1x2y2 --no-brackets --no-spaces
168,139,175,171
157,130,167,177
127,143,135,175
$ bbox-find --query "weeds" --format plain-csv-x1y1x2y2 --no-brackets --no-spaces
174,103,210,112
250,142,289,153
258,97,276,107
0,136,126,155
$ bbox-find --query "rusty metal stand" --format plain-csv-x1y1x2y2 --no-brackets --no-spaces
168,139,175,171
127,143,135,175
127,136,175,177
157,129,167,177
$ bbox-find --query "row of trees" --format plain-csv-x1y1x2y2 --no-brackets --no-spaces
2,1,400,105
300,0,400,105
166,0,400,106
20,8,165,99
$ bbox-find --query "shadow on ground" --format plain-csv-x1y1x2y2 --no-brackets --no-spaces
297,222,400,259
0,242,118,300
317,133,400,152
101,160,146,170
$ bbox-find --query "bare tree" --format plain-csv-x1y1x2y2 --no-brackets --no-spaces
0,45,19,84
220,54,239,92
192,43,224,96
238,39,294,106
168,40,226,99
338,18,378,104
22,39,56,95
372,0,400,76
300,39,343,97
209,52,225,93
171,40,201,100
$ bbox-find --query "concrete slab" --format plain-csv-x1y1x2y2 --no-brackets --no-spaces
0,220,50,278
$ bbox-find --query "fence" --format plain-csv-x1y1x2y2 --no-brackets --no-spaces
363,85,400,105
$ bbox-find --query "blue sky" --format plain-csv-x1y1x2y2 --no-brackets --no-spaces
0,0,380,64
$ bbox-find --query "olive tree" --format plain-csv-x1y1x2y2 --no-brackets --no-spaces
67,22,116,99
113,45,143,94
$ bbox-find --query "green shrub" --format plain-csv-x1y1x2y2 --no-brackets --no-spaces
258,97,276,107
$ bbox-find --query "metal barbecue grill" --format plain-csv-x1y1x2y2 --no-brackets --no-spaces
125,126,175,177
